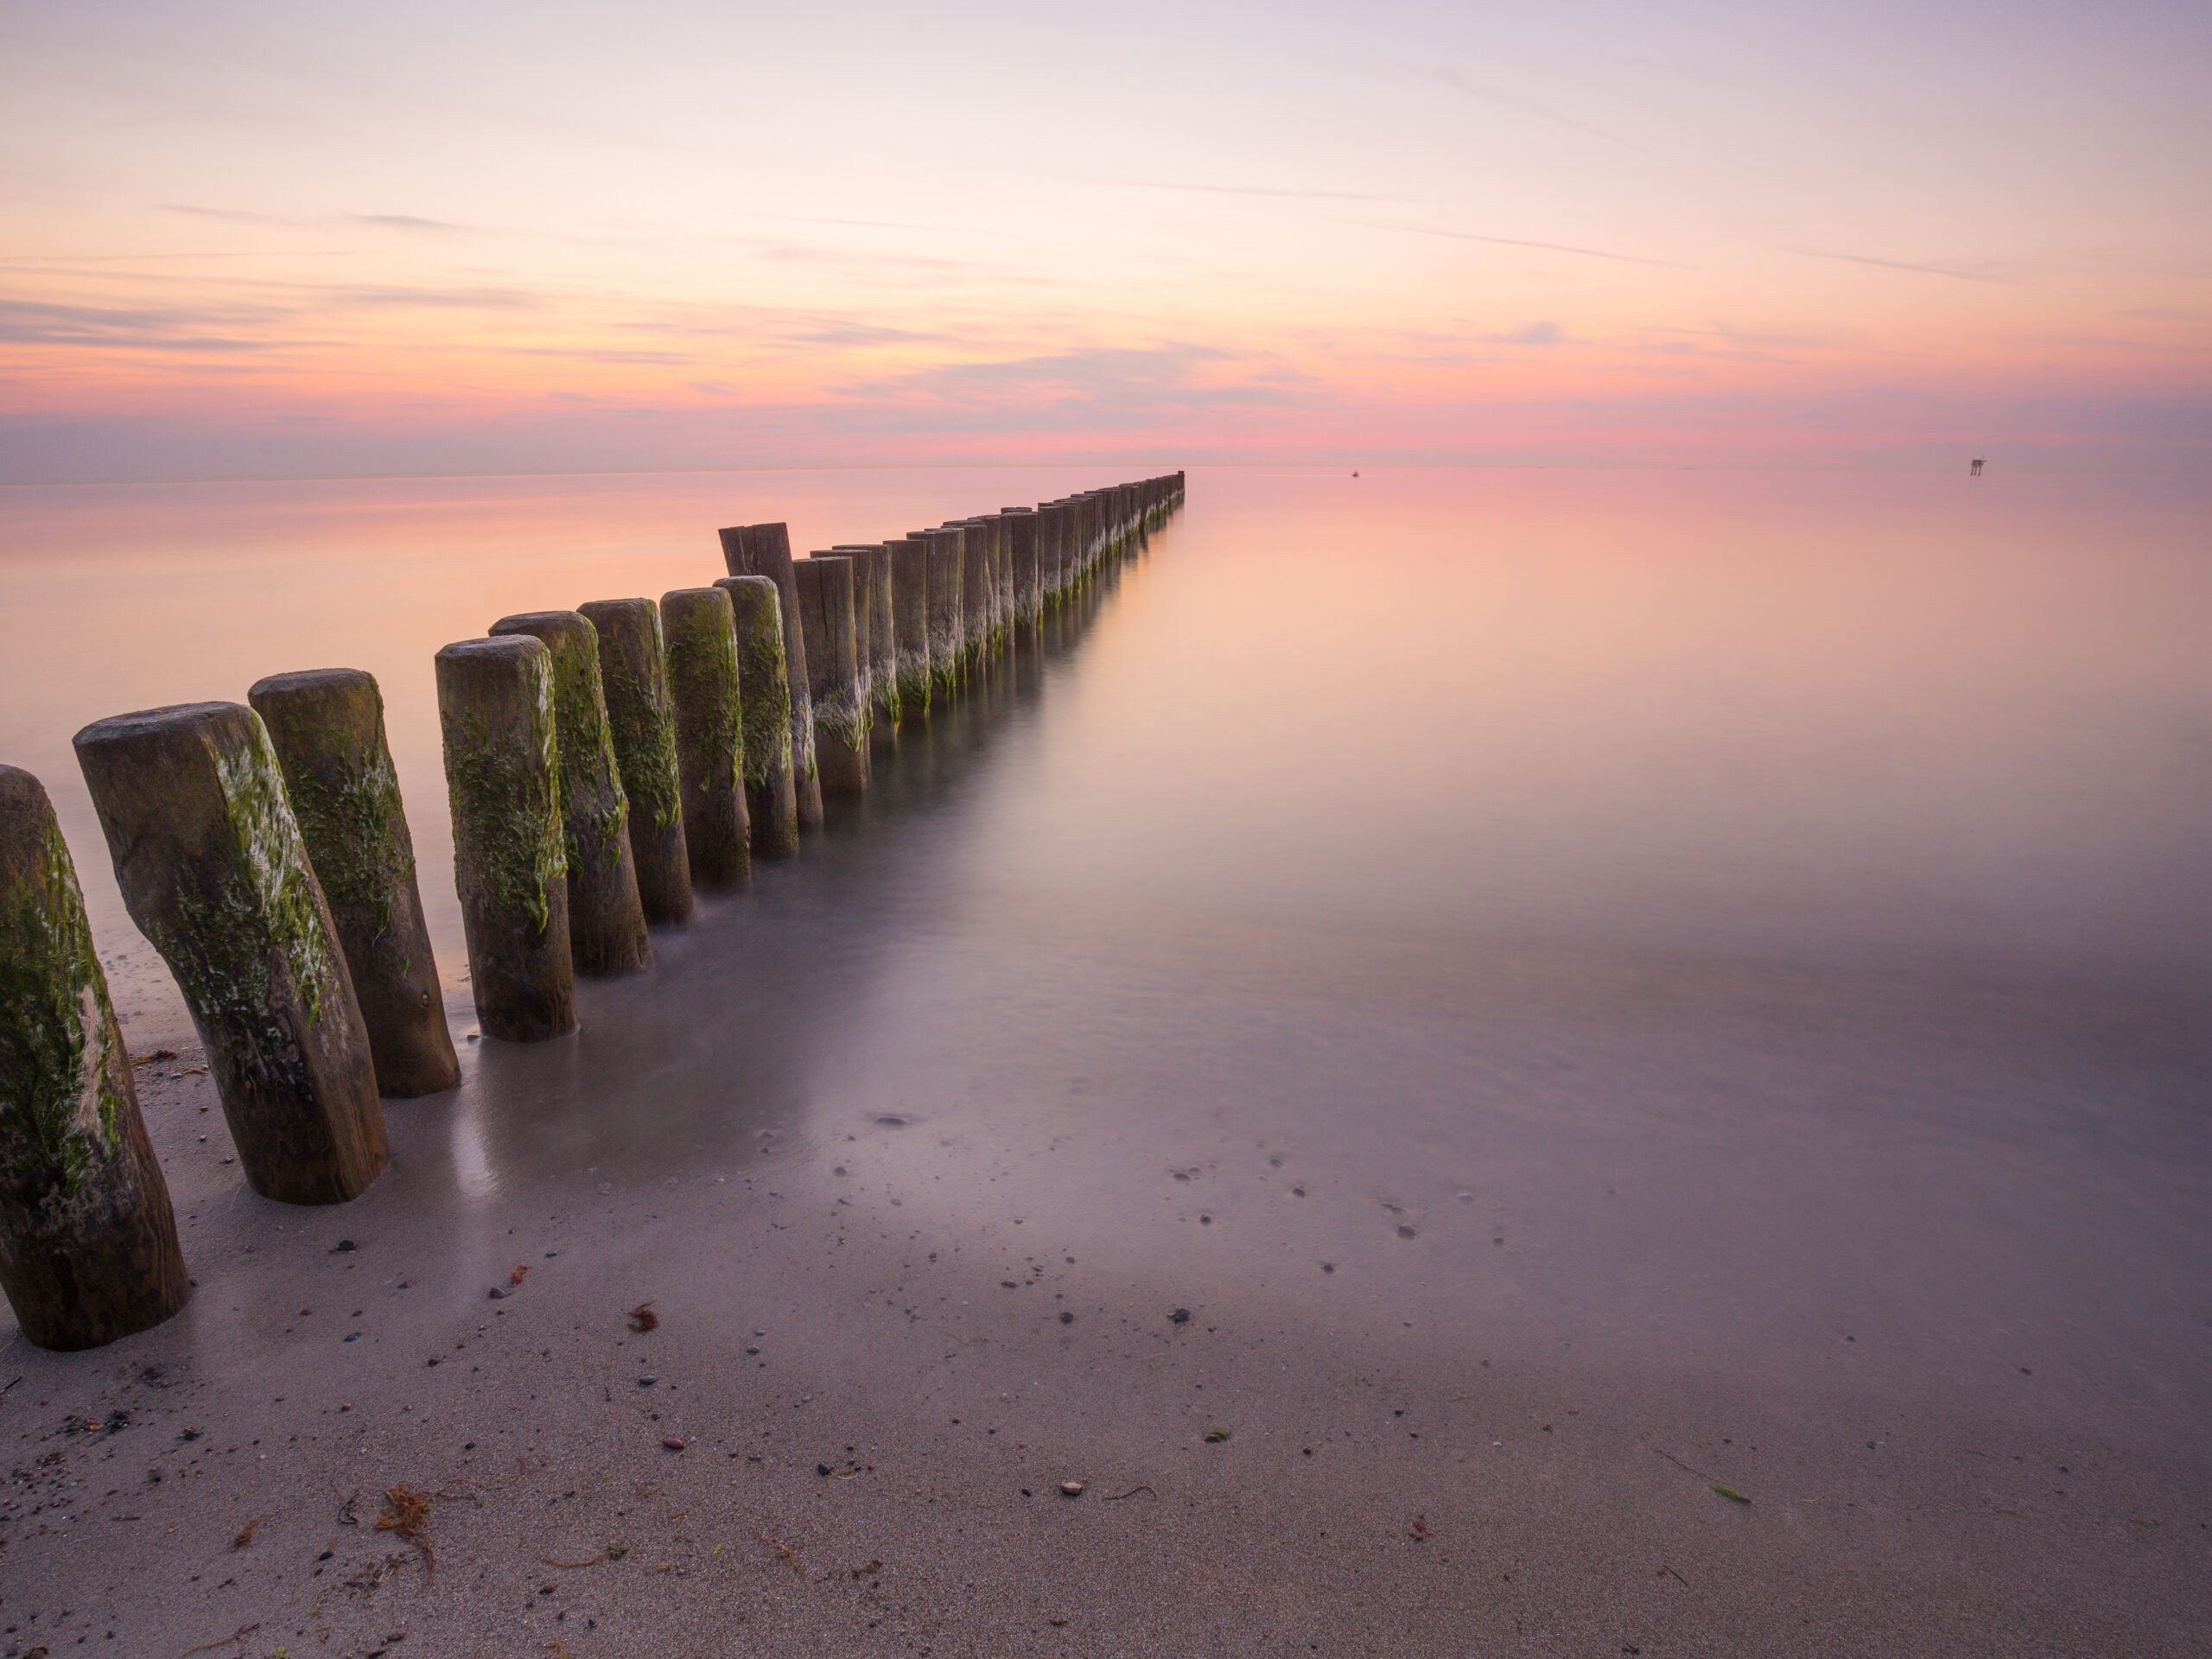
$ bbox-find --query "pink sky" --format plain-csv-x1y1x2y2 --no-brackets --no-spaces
3,0,2207,480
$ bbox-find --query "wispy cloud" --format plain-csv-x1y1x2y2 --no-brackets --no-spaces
1352,220,1688,270
1417,67,1661,158
1783,247,2012,283
1057,174,1419,205
0,296,297,353
1483,321,1567,345
350,213,470,234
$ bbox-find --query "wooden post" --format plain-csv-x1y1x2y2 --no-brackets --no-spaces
576,599,693,929
714,575,801,859
834,544,901,738
74,702,389,1205
951,521,993,667
247,669,459,1098
1001,507,1042,631
487,611,652,977
435,637,576,1043
793,556,869,800
0,766,191,1350
889,536,932,721
918,528,965,696
718,523,823,830
659,586,751,891
990,513,1016,647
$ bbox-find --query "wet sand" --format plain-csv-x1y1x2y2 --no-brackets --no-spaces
3,471,2209,1654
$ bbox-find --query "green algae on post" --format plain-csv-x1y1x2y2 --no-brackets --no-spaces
248,667,460,1098
714,575,800,860
888,536,932,721
718,522,823,832
919,527,966,696
660,585,752,891
73,702,388,1205
488,610,652,977
0,765,191,1350
435,635,576,1042
578,598,694,929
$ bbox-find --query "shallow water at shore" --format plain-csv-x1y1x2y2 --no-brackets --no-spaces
1,466,2208,1652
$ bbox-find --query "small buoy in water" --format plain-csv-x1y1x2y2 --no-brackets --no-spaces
1351,470,1360,477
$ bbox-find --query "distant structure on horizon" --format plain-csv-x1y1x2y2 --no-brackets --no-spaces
1970,456,1985,476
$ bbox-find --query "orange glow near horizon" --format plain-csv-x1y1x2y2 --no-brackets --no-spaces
3,2,2207,478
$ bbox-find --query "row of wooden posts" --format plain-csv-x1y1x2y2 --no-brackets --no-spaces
0,474,1185,1351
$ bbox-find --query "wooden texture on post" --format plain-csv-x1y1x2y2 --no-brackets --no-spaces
888,536,932,720
247,669,459,1098
0,766,191,1349
793,556,869,799
659,586,751,891
714,575,801,859
836,543,901,734
487,611,652,978
435,637,575,1043
74,702,389,1205
990,513,1016,645
718,523,823,830
577,599,694,929
952,522,992,666
919,528,965,695
1002,507,1041,630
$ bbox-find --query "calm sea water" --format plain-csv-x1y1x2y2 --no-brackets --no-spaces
3,466,2208,1411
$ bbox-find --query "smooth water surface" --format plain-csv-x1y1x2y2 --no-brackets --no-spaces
3,465,2208,1414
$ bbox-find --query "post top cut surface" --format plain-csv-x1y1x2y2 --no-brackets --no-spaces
491,610,594,642
249,667,376,701
73,700,251,753
437,634,547,667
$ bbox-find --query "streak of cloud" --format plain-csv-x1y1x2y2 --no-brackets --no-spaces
1057,175,1420,205
1783,247,2012,283
1348,220,1688,270
1418,67,1662,159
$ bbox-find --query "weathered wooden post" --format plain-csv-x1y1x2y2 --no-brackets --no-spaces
1002,507,1042,632
576,599,693,929
918,528,966,696
793,556,869,800
991,513,1016,645
0,766,191,1349
889,536,932,721
718,523,823,831
952,521,993,666
487,611,652,977
75,702,389,1205
835,543,901,737
660,586,751,890
1036,500,1066,608
714,575,801,859
435,637,576,1042
247,669,459,1098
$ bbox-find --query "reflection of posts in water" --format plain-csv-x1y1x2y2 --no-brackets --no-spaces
435,636,577,1044
718,522,823,832
715,575,802,860
578,600,694,929
660,586,752,892
888,536,933,721
488,611,652,978
0,765,193,1350
794,555,870,802
75,701,390,1204
248,668,460,1097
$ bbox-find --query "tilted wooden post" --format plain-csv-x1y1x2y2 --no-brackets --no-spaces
660,586,751,891
248,669,460,1098
75,702,389,1205
577,599,694,928
834,543,901,739
435,636,575,1042
0,766,191,1349
793,556,870,800
488,611,652,977
714,575,801,859
718,523,823,831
